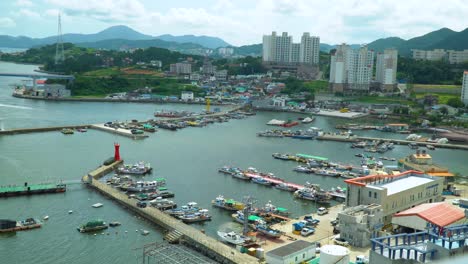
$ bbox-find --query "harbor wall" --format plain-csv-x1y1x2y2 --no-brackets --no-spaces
0,125,89,135
82,161,258,264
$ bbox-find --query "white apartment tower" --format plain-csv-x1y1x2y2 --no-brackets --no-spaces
329,44,374,93
462,71,468,106
262,32,319,64
376,49,398,91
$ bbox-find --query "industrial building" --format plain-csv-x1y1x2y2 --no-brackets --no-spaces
344,171,444,225
265,240,315,264
392,202,466,231
338,204,383,247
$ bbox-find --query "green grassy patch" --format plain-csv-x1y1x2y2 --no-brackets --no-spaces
413,84,461,89
303,80,328,91
82,67,121,77
415,93,461,104
351,96,417,106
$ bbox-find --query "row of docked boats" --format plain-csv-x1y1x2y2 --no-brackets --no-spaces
154,110,192,118
257,127,322,139
116,161,152,175
164,201,212,223
218,166,333,204
61,127,88,134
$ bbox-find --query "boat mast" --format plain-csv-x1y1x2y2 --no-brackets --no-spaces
242,196,256,235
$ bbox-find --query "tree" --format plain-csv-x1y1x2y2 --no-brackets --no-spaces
439,106,449,116
447,98,465,108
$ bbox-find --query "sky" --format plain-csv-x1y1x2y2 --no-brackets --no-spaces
0,0,467,46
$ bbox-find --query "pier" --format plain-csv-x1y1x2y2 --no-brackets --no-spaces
0,182,66,197
0,125,89,135
82,160,258,264
91,124,149,139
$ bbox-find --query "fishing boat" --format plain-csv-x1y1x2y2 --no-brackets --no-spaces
251,177,272,186
254,224,282,238
77,220,108,233
354,153,364,158
218,166,240,175
217,231,247,245
272,153,292,160
292,134,314,140
154,110,189,118
294,165,314,173
261,201,290,216
232,211,263,224
281,120,299,128
165,202,200,216
109,222,121,227
179,209,212,223
149,187,175,199
116,161,152,175
301,117,315,123
274,183,297,192
149,197,177,210
257,130,284,137
142,124,156,132
426,144,436,150
232,172,250,180
120,180,165,192
212,195,245,211
294,184,331,204
61,128,74,134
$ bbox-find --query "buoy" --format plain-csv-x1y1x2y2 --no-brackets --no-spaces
136,230,138,232
43,216,49,220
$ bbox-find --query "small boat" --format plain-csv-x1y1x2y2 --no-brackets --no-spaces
275,183,297,192
314,169,340,177
61,128,74,135
68,210,73,214
92,203,103,208
120,180,165,192
426,145,436,150
149,187,175,199
0,218,42,233
272,153,291,160
109,222,121,227
294,165,314,173
251,177,272,186
149,197,177,210
141,230,150,235
257,131,284,137
292,134,314,140
281,121,299,128
232,172,250,180
217,231,246,245
261,201,290,216
212,195,245,211
254,224,282,238
117,162,152,175
354,153,364,158
165,202,199,216
76,128,87,132
302,117,315,123
408,143,419,149
43,216,49,220
179,209,212,223
77,220,108,233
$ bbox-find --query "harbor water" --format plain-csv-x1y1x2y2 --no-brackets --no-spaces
1,61,467,264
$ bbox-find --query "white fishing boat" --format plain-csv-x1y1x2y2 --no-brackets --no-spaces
217,231,246,245
92,203,103,208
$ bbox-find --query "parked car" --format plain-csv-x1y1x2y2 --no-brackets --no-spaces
452,199,460,205
333,235,349,247
330,219,339,226
303,216,320,226
317,207,328,215
136,201,147,208
300,227,315,237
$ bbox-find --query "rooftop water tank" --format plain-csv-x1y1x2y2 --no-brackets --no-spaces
320,245,350,264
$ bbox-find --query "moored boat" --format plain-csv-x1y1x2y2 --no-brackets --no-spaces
212,195,245,211
217,231,247,245
149,197,177,210
274,183,298,192
251,177,272,186
116,161,152,175
179,209,212,223
254,224,282,238
0,218,42,233
61,128,74,134
120,180,165,192
77,220,108,233
272,153,292,160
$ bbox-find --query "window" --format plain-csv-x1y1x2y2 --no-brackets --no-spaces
303,253,305,259
295,256,298,261
374,192,377,199
369,191,372,198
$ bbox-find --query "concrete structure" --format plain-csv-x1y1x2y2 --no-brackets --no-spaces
398,150,454,191
376,49,398,91
412,49,446,61
43,84,71,97
392,202,465,231
170,62,191,75
319,245,350,264
447,49,468,64
462,71,468,106
262,32,319,64
344,171,444,225
181,91,194,101
338,204,383,247
214,70,228,80
202,62,216,75
265,240,315,264
370,224,468,264
329,44,374,93
150,60,162,68
218,47,234,56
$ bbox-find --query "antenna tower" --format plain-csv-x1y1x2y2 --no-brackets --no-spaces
55,13,65,65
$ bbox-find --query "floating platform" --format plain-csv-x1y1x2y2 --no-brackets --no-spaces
0,183,66,197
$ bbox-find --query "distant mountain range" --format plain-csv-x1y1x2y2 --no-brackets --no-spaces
1,25,467,57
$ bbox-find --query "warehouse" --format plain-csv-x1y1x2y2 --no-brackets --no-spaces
265,240,315,264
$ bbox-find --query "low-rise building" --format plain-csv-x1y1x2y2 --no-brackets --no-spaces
215,70,228,80
265,240,315,264
392,202,465,231
338,204,383,247
43,84,71,97
181,91,194,101
150,60,162,68
345,171,444,225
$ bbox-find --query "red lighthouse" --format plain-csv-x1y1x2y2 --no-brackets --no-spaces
114,143,121,161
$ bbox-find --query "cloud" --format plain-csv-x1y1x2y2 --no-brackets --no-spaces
0,18,16,28
15,0,34,7
12,9,41,19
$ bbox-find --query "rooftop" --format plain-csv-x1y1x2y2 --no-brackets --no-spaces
394,202,465,227
266,240,314,257
380,176,434,195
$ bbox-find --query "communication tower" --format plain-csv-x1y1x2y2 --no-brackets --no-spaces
55,13,65,65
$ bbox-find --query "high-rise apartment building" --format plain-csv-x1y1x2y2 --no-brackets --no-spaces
462,71,468,106
329,44,374,93
376,49,398,91
262,32,319,64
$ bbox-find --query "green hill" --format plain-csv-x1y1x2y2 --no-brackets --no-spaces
428,28,468,50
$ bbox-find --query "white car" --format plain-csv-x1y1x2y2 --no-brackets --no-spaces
317,207,328,215
300,227,315,237
452,199,460,205
333,235,349,247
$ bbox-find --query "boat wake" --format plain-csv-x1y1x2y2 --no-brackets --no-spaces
0,103,33,110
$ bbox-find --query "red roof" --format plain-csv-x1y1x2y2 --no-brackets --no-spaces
394,202,465,227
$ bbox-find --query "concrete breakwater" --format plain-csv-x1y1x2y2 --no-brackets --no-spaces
0,125,89,135
82,160,258,264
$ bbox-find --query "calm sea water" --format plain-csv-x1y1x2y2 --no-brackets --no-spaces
1,61,467,264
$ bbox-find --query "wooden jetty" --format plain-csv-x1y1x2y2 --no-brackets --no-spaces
82,160,258,264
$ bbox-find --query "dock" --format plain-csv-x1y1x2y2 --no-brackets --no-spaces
0,125,89,135
82,160,258,264
91,124,149,139
0,182,66,197
243,172,304,190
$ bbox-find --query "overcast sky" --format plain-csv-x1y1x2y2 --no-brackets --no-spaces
1,0,467,46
